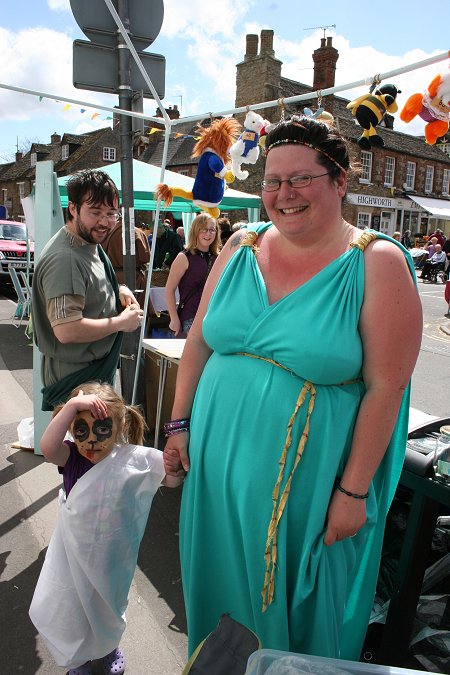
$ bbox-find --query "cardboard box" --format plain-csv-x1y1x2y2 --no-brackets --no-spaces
144,350,178,448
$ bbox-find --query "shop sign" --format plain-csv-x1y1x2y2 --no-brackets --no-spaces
347,194,395,208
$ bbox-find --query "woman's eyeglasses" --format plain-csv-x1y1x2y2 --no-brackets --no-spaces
261,172,330,192
199,228,217,234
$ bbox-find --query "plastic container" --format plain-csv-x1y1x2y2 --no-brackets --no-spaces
433,424,450,485
245,649,426,674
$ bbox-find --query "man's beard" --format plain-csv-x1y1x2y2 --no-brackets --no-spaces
75,214,109,244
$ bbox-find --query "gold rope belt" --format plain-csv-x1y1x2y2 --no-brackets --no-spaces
235,351,362,612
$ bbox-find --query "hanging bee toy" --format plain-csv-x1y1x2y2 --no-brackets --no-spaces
347,83,401,149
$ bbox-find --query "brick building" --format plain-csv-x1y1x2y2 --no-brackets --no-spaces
0,127,120,221
2,33,449,235
235,30,450,236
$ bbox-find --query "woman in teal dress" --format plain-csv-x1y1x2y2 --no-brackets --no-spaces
163,116,422,661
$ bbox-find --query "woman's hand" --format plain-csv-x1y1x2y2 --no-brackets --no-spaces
169,315,182,336
163,431,190,477
324,488,367,546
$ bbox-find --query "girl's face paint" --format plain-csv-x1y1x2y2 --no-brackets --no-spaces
72,411,117,463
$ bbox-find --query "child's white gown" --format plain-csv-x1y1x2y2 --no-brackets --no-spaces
29,444,165,668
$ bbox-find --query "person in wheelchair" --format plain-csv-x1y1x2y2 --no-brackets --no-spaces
419,244,447,282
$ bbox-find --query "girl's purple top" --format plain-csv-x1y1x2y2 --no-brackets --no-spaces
58,440,93,496
178,250,217,323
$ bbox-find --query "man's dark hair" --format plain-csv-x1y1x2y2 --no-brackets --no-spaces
66,169,120,221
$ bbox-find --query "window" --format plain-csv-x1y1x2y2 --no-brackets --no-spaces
61,144,69,160
405,161,416,189
424,166,434,193
2,188,7,203
179,170,189,176
442,169,450,196
384,157,395,187
103,147,116,161
357,212,370,229
17,182,25,200
360,151,372,183
30,152,37,167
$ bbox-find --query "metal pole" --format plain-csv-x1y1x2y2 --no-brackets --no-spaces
117,0,138,403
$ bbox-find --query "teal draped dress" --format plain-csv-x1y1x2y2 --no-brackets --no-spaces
179,224,415,660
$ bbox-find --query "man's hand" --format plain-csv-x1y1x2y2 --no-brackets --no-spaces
119,303,143,332
119,285,139,308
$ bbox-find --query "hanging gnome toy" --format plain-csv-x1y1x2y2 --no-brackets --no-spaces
400,72,450,145
155,117,241,219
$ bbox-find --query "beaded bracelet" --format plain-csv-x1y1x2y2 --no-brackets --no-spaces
335,482,369,500
163,418,190,437
164,427,189,438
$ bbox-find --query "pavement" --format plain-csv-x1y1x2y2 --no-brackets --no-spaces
0,290,188,674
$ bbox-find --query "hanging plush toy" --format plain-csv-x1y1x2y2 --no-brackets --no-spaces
258,121,276,151
229,111,268,180
400,73,450,145
155,117,241,219
347,83,401,149
303,106,334,124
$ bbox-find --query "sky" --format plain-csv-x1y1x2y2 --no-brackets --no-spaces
0,0,449,162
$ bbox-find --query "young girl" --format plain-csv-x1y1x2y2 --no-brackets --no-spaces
29,382,180,675
165,213,220,337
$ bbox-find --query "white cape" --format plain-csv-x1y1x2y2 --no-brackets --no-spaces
29,444,165,668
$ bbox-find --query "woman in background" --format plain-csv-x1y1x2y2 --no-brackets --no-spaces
165,213,220,337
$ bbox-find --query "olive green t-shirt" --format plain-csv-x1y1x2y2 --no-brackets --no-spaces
32,227,118,386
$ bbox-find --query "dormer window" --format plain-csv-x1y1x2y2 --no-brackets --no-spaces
62,144,69,160
30,152,37,167
103,147,116,162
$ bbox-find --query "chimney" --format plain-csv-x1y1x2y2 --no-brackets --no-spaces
260,29,274,56
51,132,61,144
245,34,258,60
15,151,23,161
154,106,180,120
312,36,339,91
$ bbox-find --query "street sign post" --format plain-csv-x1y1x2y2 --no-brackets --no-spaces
69,0,165,404
69,0,164,49
73,39,165,97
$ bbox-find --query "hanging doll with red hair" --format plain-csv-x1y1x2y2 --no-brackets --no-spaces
155,117,241,219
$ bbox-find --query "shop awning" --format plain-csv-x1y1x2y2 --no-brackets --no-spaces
408,196,450,219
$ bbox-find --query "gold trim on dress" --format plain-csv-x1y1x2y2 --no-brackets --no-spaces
235,351,361,611
240,230,260,254
349,231,378,251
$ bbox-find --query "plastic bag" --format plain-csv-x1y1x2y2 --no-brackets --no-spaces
17,417,34,449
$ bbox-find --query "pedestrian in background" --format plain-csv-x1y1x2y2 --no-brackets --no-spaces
165,213,219,337
153,220,183,269
102,220,150,309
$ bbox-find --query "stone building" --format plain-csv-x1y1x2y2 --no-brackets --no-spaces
0,127,120,221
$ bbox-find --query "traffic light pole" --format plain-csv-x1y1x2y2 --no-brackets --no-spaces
117,0,139,403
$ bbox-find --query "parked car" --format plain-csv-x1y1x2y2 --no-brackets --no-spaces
0,220,34,276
